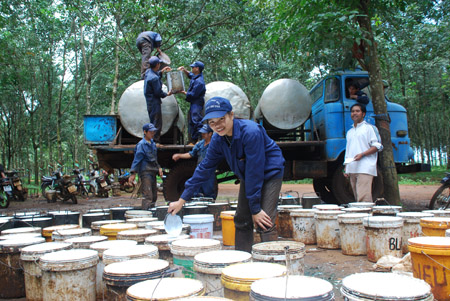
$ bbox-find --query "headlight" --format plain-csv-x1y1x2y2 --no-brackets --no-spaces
396,130,407,137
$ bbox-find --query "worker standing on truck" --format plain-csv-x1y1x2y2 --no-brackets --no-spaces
344,103,383,202
128,123,163,209
171,124,217,199
168,97,285,252
177,61,206,145
136,31,162,79
144,56,172,143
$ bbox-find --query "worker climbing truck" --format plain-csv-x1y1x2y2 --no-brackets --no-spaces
84,69,428,204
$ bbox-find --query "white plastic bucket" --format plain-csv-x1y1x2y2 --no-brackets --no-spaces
313,204,341,211
194,250,251,296
250,275,334,300
338,213,370,256
102,244,159,265
39,249,99,301
51,228,91,242
341,272,433,300
20,242,72,301
183,214,214,239
371,205,402,216
64,235,108,249
397,212,434,253
348,202,375,209
363,216,403,262
144,233,190,261
126,278,205,300
315,210,345,249
290,209,317,245
252,241,306,275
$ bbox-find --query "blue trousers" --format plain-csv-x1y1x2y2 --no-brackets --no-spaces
188,103,204,141
147,100,162,142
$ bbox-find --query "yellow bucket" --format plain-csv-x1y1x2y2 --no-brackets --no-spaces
99,223,137,240
408,236,450,300
420,217,450,236
220,211,236,246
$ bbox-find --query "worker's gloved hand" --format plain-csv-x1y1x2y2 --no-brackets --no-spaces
252,209,273,231
168,198,185,215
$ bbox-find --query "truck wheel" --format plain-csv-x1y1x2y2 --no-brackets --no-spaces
163,161,197,202
312,178,336,204
331,165,384,204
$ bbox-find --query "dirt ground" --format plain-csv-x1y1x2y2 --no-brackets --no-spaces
0,183,440,299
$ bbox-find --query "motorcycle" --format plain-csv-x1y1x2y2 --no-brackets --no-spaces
0,178,14,208
4,170,27,202
73,168,91,197
429,172,450,210
41,168,78,204
89,170,111,197
118,172,134,193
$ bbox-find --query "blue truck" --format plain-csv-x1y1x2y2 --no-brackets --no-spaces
84,69,428,204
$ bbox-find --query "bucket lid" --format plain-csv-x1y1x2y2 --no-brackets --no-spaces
90,239,138,258
221,262,286,289
1,226,41,235
144,234,190,249
125,210,152,217
422,210,450,217
0,236,46,253
372,206,402,213
103,245,158,262
110,206,135,211
363,216,403,228
164,214,183,237
65,235,108,246
100,223,137,235
277,205,303,212
14,211,40,218
104,258,169,281
52,228,91,237
117,229,157,238
145,221,165,229
185,205,208,209
341,272,432,300
83,212,109,217
289,209,317,217
49,210,80,216
170,238,221,256
183,214,214,224
0,233,42,240
338,213,370,224
42,224,79,233
251,276,334,300
397,212,434,223
252,241,305,261
39,249,99,271
194,250,252,274
126,278,204,300
127,217,158,223
21,217,52,222
207,202,229,207
315,210,345,219
348,202,375,208
420,217,450,229
313,204,340,211
91,220,125,230
20,242,72,261
220,210,236,217
88,208,110,213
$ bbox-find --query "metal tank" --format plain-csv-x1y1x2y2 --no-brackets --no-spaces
254,79,312,130
118,80,185,138
204,81,251,119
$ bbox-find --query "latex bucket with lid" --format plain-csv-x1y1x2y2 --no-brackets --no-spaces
91,219,124,235
126,277,205,300
65,235,108,248
289,209,317,245
408,236,450,300
90,239,138,300
39,249,99,301
116,229,158,244
144,233,190,261
315,210,345,249
194,250,251,296
1,226,41,236
126,217,158,228
171,238,221,278
42,224,79,242
207,203,231,231
124,210,153,220
363,216,403,262
250,275,334,301
420,217,450,237
252,241,306,275
340,272,433,301
0,236,45,298
397,212,434,253
371,205,402,217
102,244,159,265
183,214,214,239
221,262,286,301
20,242,72,301
220,211,236,246
103,258,170,300
100,223,138,240
52,227,91,242
277,205,303,239
338,213,370,256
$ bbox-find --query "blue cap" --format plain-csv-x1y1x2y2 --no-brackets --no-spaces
143,123,157,132
199,124,213,134
201,97,233,122
149,56,161,68
190,61,204,72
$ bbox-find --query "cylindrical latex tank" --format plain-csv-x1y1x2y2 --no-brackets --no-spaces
204,81,251,120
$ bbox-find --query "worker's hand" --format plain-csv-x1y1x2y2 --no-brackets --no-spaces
344,172,349,178
354,153,364,161
156,47,161,54
178,66,186,72
168,198,185,215
158,168,163,178
128,174,136,185
350,95,357,100
172,154,181,161
167,91,173,96
180,90,187,95
252,209,273,231
162,66,172,73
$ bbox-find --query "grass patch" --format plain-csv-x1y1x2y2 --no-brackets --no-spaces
398,166,447,185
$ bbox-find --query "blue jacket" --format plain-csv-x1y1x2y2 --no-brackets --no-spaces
144,69,167,104
130,138,160,174
185,73,205,105
189,139,209,165
181,119,285,214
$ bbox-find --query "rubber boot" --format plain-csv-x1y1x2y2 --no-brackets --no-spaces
235,229,254,253
260,229,279,242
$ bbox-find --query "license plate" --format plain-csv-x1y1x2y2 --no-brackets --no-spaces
68,185,77,193
4,186,12,192
100,182,107,187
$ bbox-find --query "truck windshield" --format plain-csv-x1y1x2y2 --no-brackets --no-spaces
324,78,340,103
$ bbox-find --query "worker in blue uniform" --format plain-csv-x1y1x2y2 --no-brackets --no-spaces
144,56,172,143
136,31,162,79
177,61,206,144
168,97,285,252
172,124,216,199
129,123,163,209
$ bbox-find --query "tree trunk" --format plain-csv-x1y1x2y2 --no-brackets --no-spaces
111,14,120,115
358,0,401,205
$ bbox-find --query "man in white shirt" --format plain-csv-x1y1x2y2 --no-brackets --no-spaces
344,103,383,202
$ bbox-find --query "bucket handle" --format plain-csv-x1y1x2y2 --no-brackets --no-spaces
280,190,300,198
421,250,450,271
302,192,320,198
